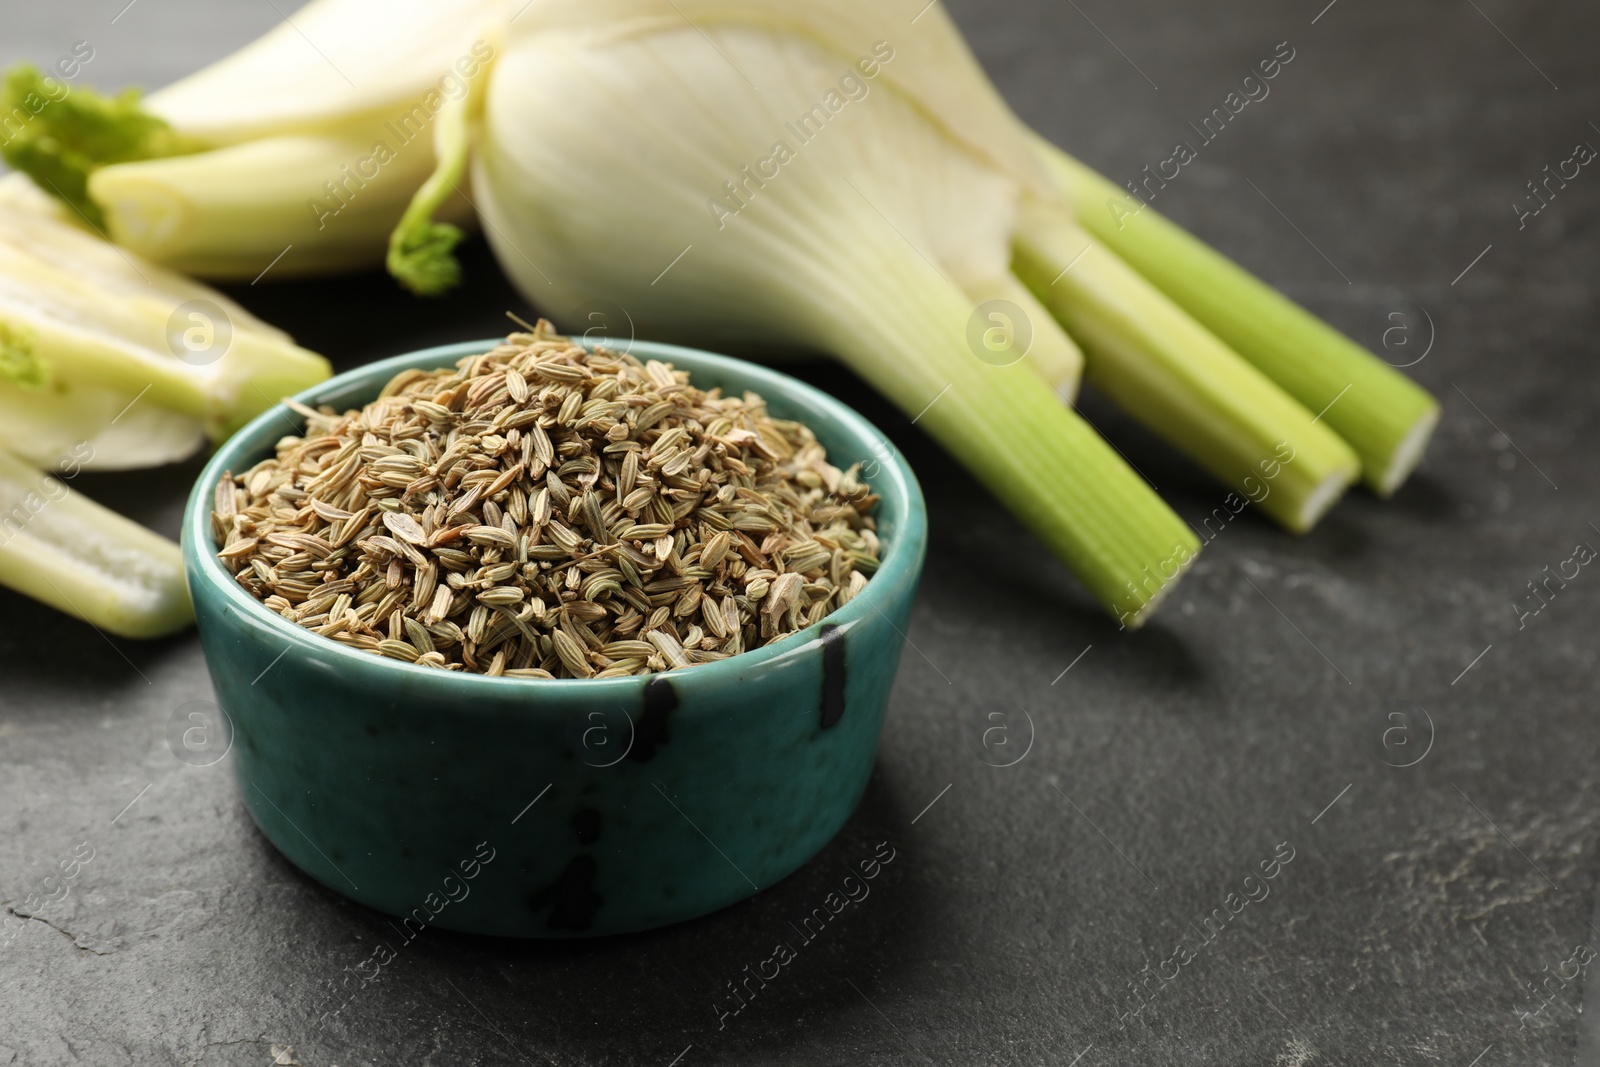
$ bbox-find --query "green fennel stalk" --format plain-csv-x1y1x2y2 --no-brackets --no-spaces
1012,199,1361,533
0,447,191,638
1034,139,1439,495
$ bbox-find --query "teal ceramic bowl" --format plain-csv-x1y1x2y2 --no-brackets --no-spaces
181,339,925,938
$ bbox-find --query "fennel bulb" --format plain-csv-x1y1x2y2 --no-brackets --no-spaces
453,0,1428,531
473,21,1198,624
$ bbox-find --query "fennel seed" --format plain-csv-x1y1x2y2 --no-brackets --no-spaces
213,321,880,678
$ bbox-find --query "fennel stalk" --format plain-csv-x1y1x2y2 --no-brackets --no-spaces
0,447,191,638
1034,141,1440,495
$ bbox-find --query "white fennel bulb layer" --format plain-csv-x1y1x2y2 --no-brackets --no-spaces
479,26,1018,351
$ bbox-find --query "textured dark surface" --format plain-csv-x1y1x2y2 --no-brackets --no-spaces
2,1,1597,1065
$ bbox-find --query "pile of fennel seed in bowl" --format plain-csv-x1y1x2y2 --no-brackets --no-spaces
211,323,881,678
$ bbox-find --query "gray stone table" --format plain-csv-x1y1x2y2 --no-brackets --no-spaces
2,0,1597,1064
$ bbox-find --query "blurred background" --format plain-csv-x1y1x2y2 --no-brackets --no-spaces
2,0,1597,1064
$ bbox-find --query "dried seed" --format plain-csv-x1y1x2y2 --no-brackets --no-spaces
466,525,517,548
402,616,436,655
379,510,427,545
505,367,530,403
645,628,690,669
218,537,259,560
426,584,455,625
627,523,673,541
551,628,593,678
477,586,525,608
700,530,731,569
377,639,421,663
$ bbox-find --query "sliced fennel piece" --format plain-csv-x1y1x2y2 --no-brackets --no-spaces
0,375,204,471
0,66,204,229
90,131,462,279
1,0,502,280
1034,139,1439,496
144,0,508,144
1014,201,1360,533
473,23,1198,623
0,447,191,638
0,198,331,446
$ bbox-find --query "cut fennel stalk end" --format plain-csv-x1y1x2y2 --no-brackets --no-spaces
0,447,191,638
1013,205,1361,535
1033,136,1438,497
